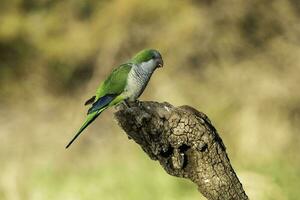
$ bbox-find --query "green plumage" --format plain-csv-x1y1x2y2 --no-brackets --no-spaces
95,64,132,100
65,64,132,148
65,110,102,149
66,49,163,148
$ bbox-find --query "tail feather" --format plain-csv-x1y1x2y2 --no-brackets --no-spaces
65,109,104,149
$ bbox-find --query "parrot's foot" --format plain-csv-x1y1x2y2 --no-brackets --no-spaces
123,100,131,108
114,100,129,110
134,99,142,107
116,99,142,110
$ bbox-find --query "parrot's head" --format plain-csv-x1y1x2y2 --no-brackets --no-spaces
131,49,164,71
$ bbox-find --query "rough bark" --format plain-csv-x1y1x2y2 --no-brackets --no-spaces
114,101,248,200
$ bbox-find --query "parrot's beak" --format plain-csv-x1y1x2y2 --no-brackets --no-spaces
157,59,164,68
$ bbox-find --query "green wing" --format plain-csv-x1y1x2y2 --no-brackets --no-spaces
95,63,132,100
66,63,132,148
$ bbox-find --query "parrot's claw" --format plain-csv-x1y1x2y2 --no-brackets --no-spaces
123,100,131,108
120,99,142,109
135,99,143,107
114,100,130,110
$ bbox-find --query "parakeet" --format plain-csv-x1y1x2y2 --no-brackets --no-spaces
66,49,163,148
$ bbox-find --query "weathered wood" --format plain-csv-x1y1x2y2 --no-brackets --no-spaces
115,101,248,200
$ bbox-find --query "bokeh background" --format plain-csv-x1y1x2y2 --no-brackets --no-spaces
1,0,300,199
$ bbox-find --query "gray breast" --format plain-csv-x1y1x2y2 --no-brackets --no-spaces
125,63,154,100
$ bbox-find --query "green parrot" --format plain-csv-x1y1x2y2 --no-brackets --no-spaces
66,49,164,148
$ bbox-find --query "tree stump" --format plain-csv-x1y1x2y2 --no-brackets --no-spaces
114,101,248,200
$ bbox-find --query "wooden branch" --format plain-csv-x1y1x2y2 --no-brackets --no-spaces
114,101,248,200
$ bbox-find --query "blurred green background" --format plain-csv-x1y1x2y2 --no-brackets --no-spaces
1,0,300,199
